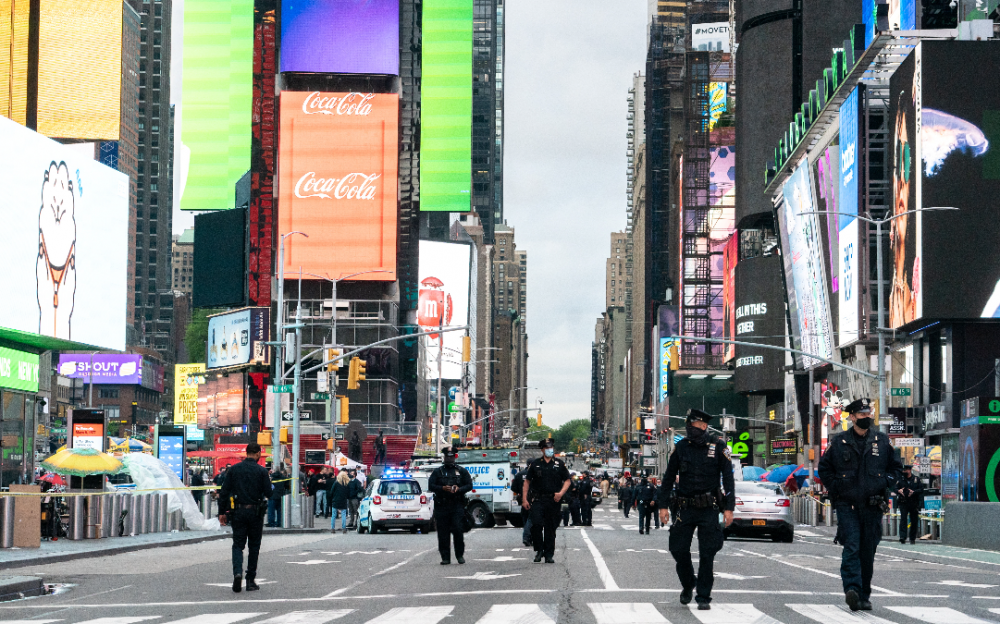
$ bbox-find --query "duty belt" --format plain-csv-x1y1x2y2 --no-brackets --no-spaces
676,492,715,509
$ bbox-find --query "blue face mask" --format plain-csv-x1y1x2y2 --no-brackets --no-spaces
544,448,555,458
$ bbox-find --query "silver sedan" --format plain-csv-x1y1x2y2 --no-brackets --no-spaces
724,481,794,542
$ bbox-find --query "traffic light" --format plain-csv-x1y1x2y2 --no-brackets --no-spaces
326,348,342,372
635,417,642,431
338,396,349,424
347,356,367,390
669,343,679,371
536,413,542,427
462,336,471,363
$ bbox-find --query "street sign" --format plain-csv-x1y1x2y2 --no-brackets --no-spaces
272,384,294,393
890,388,911,397
281,410,312,421
312,392,331,400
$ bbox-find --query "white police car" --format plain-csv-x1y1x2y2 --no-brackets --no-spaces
357,469,434,534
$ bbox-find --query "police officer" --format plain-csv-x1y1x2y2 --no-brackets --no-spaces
896,464,924,544
578,471,595,526
818,398,903,612
634,474,657,534
657,409,735,610
523,438,571,563
218,443,273,593
511,466,532,546
428,446,473,565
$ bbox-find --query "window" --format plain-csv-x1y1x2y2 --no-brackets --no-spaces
378,480,421,496
98,388,120,399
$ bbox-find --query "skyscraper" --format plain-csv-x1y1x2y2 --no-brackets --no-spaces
472,0,504,241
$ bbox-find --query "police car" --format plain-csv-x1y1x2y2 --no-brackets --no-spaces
356,469,434,534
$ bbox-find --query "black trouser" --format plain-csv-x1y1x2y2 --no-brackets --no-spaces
638,502,655,532
622,497,632,518
898,505,919,542
521,507,533,542
435,505,465,562
669,506,724,604
230,508,265,579
529,497,560,557
568,498,581,525
580,498,592,525
561,504,570,526
835,503,883,600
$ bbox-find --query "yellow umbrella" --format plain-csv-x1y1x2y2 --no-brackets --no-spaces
41,447,124,476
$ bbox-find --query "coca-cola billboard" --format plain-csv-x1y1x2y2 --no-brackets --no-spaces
278,92,398,281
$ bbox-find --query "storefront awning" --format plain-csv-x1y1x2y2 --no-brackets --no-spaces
0,326,106,354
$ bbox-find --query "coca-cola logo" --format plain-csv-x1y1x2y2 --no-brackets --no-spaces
294,172,381,200
302,91,375,116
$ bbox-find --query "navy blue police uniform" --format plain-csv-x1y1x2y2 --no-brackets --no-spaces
525,444,571,563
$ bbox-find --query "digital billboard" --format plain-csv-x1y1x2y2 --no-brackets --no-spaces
838,86,862,346
778,159,834,369
0,0,30,126
280,0,400,75
192,208,247,308
420,0,472,212
58,354,143,385
175,363,206,426
157,434,186,482
278,91,398,281
197,373,246,428
0,347,39,393
733,254,785,393
418,240,472,380
36,0,123,140
206,307,270,370
863,0,915,47
657,305,679,405
691,22,730,52
722,236,738,363
915,42,1000,322
0,116,128,350
888,51,918,328
180,0,253,210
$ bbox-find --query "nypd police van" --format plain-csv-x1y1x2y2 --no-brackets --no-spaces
415,447,524,529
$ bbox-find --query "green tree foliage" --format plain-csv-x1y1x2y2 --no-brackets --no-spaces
524,424,555,442
184,308,223,364
553,419,592,452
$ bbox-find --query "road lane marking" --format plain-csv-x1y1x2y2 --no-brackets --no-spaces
581,528,620,591
688,603,783,624
886,607,997,624
445,571,522,580
788,603,897,624
364,607,453,624
473,604,557,624
251,612,353,624
931,581,997,588
75,618,161,624
588,603,670,623
323,548,435,598
737,548,903,596
169,615,265,624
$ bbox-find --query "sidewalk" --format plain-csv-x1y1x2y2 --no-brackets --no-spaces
0,526,327,570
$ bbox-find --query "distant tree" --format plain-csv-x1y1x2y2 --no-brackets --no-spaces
524,424,554,442
553,419,592,452
183,308,223,364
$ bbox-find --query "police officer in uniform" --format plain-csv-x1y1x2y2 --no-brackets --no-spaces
219,443,273,593
428,446,473,565
657,409,735,610
523,438,571,563
896,464,923,545
634,474,657,534
578,471,595,526
818,398,903,612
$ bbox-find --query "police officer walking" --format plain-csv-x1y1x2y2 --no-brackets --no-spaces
218,443,273,593
634,475,657,534
896,464,924,544
657,409,735,610
578,471,595,526
428,446,473,565
818,398,903,612
523,438,571,563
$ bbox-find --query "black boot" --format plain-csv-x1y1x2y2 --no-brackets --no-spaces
232,575,242,593
533,552,543,563
245,577,260,592
680,587,694,605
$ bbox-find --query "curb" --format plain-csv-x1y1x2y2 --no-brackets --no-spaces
0,528,328,570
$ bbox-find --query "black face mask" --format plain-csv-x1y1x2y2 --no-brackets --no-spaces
854,416,873,430
443,455,456,465
686,425,707,441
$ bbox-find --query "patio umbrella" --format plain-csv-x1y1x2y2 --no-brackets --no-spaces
766,463,804,483
38,473,66,486
41,447,124,477
742,466,767,481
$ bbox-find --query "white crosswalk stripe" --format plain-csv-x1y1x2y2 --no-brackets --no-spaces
473,604,557,624
363,607,454,624
688,603,784,624
0,621,63,624
886,607,996,624
588,603,670,624
251,612,354,624
168,615,265,624
788,603,896,624
74,619,161,624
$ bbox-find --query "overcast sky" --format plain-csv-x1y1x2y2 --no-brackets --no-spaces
171,1,649,428
505,1,648,427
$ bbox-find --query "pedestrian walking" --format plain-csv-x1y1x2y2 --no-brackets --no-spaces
191,469,206,507
428,446,473,565
658,408,736,610
347,469,364,529
634,475,657,534
650,477,661,529
523,438,571,564
266,465,286,527
314,467,330,516
374,429,387,465
600,473,611,499
511,466,532,546
329,470,351,533
818,397,903,612
620,477,634,518
578,471,595,526
218,443,272,593
567,476,582,525
895,464,923,544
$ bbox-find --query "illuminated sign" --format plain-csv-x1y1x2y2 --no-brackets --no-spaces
58,354,142,384
175,363,206,426
280,0,400,75
72,422,104,451
838,86,862,346
0,347,39,392
278,91,398,281
206,307,271,370
418,240,472,380
420,0,472,212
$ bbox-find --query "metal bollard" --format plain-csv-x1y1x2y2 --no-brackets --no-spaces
151,493,161,532
121,494,134,536
84,495,101,539
281,494,292,528
202,495,212,522
69,496,86,540
100,494,113,538
824,503,832,526
159,494,169,532
110,494,122,537
140,494,151,534
303,496,314,528
0,496,14,548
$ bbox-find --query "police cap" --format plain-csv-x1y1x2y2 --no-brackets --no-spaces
903,464,913,470
441,446,458,457
538,438,555,450
686,408,712,424
844,398,873,414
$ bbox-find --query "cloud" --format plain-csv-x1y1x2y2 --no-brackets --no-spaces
505,0,647,427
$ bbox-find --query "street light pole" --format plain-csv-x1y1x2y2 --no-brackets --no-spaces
291,270,304,526
273,232,308,468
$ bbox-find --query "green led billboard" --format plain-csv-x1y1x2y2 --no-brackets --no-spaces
180,0,254,211
420,0,472,212
0,347,39,393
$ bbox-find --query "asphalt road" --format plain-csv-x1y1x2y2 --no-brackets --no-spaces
2,501,1000,624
